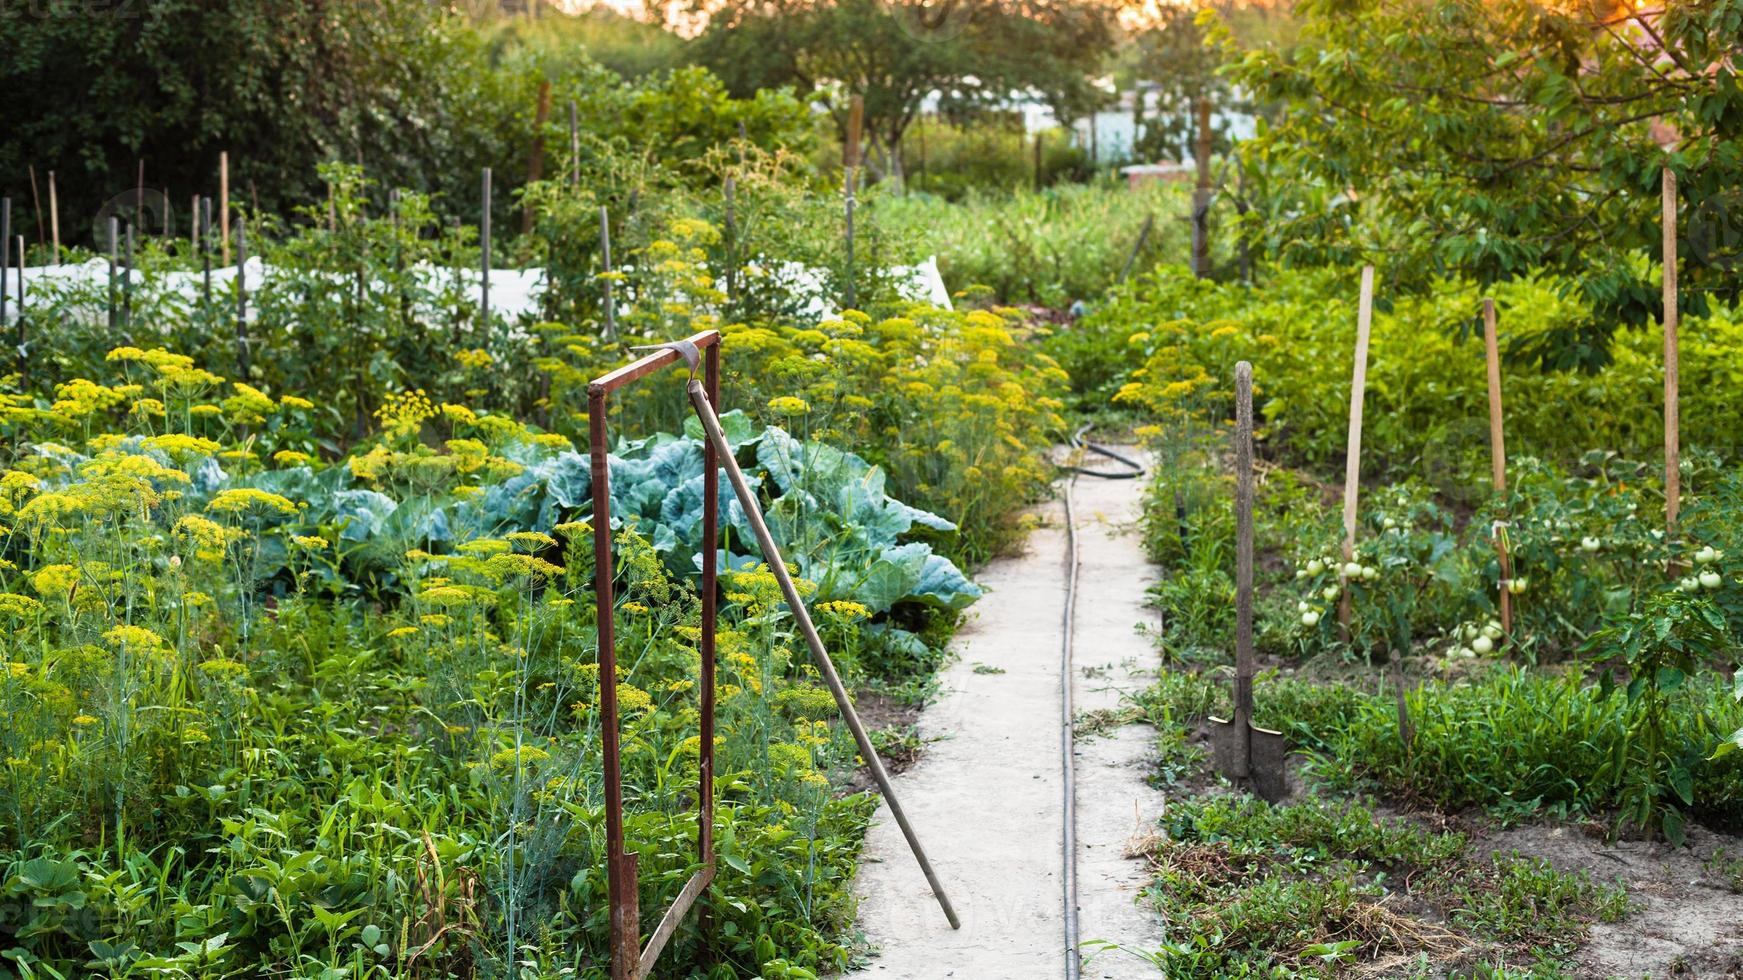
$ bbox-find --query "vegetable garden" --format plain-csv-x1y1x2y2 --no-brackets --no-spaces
6,0,1743,977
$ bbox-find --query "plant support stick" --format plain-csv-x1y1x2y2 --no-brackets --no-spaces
687,379,961,932
1663,166,1680,532
1339,265,1374,637
1483,297,1513,636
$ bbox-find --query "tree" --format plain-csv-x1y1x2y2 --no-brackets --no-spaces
0,0,512,240
1224,0,1743,369
689,0,1119,177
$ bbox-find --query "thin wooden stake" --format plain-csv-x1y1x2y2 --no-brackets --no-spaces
844,95,863,310
201,198,213,314
1339,265,1374,636
1232,360,1257,775
235,216,249,378
723,177,737,306
219,151,231,265
1663,166,1680,531
13,233,24,385
1,200,9,328
28,166,44,251
569,100,580,188
47,171,59,264
525,80,551,235
1482,297,1513,635
122,220,134,331
107,217,118,332
599,205,615,340
480,167,492,331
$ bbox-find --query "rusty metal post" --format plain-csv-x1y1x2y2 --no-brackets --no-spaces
590,389,639,980
699,342,719,862
588,331,724,980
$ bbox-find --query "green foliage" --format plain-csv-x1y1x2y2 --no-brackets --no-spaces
1587,592,1733,843
1222,0,1743,362
886,179,1192,308
1091,265,1743,491
690,0,1117,163
1124,794,1623,977
1132,667,1743,831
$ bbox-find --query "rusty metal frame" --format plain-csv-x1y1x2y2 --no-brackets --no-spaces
587,329,722,980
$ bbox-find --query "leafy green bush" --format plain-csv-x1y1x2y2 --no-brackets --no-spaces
881,179,1192,307
1085,264,1743,491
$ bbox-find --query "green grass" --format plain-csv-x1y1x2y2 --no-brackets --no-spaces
1111,794,1626,978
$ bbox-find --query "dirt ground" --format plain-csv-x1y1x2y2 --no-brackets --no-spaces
1485,821,1743,979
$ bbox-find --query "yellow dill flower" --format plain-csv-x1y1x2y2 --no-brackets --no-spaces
29,564,79,599
441,403,478,426
455,348,494,370
222,382,277,424
621,601,649,615
615,683,653,713
420,613,453,628
188,404,223,418
143,433,221,460
181,591,214,607
130,398,166,417
767,395,810,416
103,624,169,653
453,485,485,501
817,600,871,621
4,662,28,679
273,450,312,467
386,626,420,639
72,714,99,726
291,535,327,549
457,538,510,556
207,488,298,517
197,657,245,678
375,389,438,439
490,744,551,769
507,531,556,551
280,394,315,410
554,521,592,538
486,553,562,582
0,594,42,618
418,584,496,609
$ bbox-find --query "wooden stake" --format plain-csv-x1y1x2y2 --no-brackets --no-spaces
599,205,615,340
1,200,9,328
106,217,118,332
1482,297,1513,635
1663,166,1680,531
1232,360,1257,774
219,151,231,264
235,216,249,377
569,100,580,188
480,167,492,330
27,166,44,251
47,171,59,264
1339,265,1375,636
845,94,864,172
525,80,551,235
1192,97,1213,278
723,177,737,306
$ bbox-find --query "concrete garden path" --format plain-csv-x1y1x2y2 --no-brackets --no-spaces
851,453,1166,978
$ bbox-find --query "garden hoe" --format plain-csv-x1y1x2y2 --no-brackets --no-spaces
1210,361,1288,802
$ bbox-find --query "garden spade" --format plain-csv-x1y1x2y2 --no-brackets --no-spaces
1210,361,1288,802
